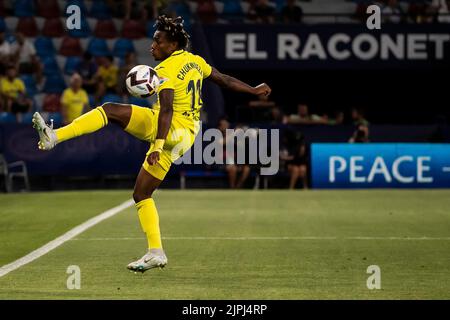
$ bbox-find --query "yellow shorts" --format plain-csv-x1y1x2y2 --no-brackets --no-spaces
124,105,199,180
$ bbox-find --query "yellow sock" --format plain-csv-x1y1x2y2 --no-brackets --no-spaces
55,107,108,143
136,198,163,250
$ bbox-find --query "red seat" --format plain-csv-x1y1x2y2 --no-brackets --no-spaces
16,17,39,37
43,94,61,112
36,0,60,18
59,36,83,56
197,0,217,24
94,19,118,39
42,18,64,37
121,20,145,39
0,0,6,17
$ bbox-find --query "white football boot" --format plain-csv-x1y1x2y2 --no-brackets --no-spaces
32,112,57,150
127,249,168,273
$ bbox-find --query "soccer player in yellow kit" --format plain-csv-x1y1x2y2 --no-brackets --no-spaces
32,15,271,273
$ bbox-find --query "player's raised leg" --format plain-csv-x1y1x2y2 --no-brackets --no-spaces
32,103,132,150
127,167,168,272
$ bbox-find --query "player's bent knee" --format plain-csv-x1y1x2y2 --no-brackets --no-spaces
133,191,153,204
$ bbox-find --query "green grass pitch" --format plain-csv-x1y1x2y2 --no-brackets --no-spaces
0,190,449,299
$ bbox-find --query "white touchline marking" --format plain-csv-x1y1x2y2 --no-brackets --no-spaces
442,167,450,172
70,236,450,241
0,199,134,278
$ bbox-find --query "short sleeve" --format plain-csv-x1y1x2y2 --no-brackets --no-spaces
61,89,69,104
155,66,175,92
17,80,25,93
196,55,212,79
82,90,89,104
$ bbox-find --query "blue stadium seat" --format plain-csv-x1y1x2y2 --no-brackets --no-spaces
0,18,6,32
112,38,135,59
21,112,34,124
89,0,111,19
20,75,38,96
0,112,16,123
41,56,60,75
88,94,95,106
87,37,110,57
43,74,66,93
64,56,82,75
128,96,150,107
222,0,242,16
14,0,35,17
67,17,90,38
34,36,56,58
101,94,122,104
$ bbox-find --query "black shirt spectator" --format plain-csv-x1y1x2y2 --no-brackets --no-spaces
281,0,303,23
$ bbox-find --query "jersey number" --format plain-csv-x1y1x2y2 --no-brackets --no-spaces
187,79,203,112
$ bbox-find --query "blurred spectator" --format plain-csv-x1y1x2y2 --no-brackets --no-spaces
0,65,32,115
432,0,450,23
351,107,369,126
94,56,119,103
197,0,218,24
281,0,303,24
382,0,404,23
11,32,43,84
281,139,308,189
249,0,276,24
349,124,370,143
328,111,345,125
284,104,328,125
118,52,138,97
218,117,251,189
75,52,98,94
61,73,89,125
0,32,12,76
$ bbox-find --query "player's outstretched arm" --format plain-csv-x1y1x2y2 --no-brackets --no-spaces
147,88,174,166
208,67,271,97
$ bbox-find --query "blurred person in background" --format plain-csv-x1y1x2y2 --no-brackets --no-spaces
351,107,369,127
284,103,328,125
281,0,303,23
118,52,138,97
0,32,12,76
349,124,370,143
284,138,308,189
75,52,98,95
61,73,89,125
0,65,32,116
11,32,43,84
382,0,405,23
218,117,251,189
249,0,276,24
94,55,119,103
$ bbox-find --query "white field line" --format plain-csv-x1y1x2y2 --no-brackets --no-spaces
71,236,450,241
0,199,134,278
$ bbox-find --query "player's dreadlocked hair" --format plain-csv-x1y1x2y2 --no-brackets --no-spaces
154,15,190,50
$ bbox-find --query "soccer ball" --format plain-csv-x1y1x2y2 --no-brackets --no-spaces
126,65,160,98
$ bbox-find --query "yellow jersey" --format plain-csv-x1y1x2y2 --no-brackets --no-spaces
0,77,25,99
98,65,118,89
153,49,212,121
61,87,89,123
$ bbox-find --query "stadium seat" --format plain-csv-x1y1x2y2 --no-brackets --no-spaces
43,94,62,112
112,38,135,59
48,112,63,127
67,17,91,38
0,112,16,123
37,0,60,18
121,20,146,39
221,0,243,22
94,19,118,39
20,75,38,96
0,0,5,17
87,37,110,57
89,0,111,19
64,56,82,74
128,96,150,107
41,56,60,75
101,94,122,104
59,36,83,56
35,36,56,58
42,18,65,37
196,0,217,24
16,17,39,37
21,111,34,124
0,17,6,32
42,74,66,93
14,0,35,17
